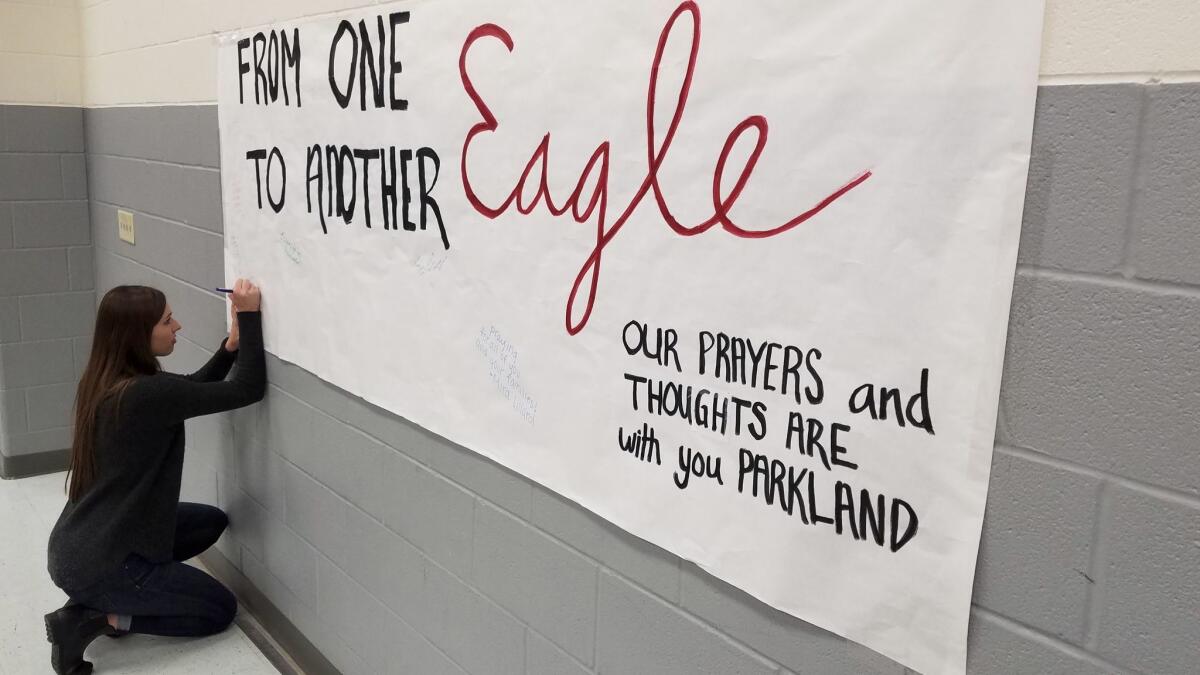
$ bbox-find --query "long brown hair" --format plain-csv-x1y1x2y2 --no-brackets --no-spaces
67,286,165,501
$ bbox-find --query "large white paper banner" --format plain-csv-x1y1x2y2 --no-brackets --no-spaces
217,2,1044,672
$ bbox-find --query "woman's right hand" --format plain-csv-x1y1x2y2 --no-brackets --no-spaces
231,278,262,313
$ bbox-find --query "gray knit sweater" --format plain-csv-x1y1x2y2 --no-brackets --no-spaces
47,311,266,591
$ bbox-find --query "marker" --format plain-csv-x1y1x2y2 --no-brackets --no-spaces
216,287,233,293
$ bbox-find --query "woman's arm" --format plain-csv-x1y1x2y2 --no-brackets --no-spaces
132,311,267,425
185,301,243,382
185,337,237,382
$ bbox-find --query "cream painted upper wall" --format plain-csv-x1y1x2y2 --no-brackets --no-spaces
1041,0,1200,79
6,0,1197,106
0,0,82,105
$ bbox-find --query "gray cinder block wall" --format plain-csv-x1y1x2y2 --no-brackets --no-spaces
0,105,92,478
44,82,1200,674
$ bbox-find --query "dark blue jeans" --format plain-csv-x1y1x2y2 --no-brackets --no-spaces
66,503,237,637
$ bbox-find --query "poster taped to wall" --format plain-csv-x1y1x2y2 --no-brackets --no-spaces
217,2,1045,672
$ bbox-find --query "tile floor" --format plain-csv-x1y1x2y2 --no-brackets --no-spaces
0,471,279,675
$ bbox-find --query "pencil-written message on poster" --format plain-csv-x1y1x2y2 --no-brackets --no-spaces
217,2,1044,672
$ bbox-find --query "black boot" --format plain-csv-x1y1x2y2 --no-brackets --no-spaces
44,605,114,675
60,600,127,640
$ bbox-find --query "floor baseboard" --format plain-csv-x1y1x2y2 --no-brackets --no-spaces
197,548,339,675
0,448,70,480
